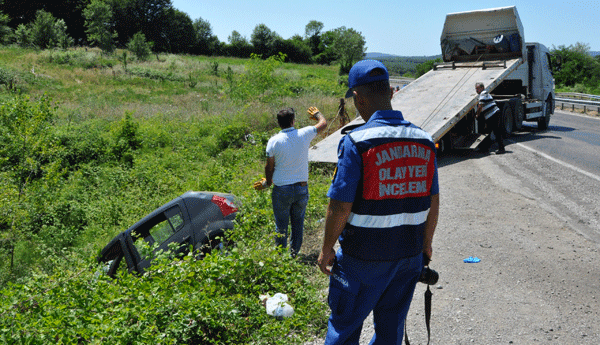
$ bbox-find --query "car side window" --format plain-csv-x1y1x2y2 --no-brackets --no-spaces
148,205,185,245
166,207,184,232
149,219,174,244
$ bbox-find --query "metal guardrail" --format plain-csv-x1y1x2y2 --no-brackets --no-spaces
555,93,600,113
556,92,600,101
555,98,600,106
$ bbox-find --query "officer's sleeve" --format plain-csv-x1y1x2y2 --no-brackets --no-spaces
327,136,361,203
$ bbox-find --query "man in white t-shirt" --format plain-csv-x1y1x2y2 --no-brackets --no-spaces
256,107,326,257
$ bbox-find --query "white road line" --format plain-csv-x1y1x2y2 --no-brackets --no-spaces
516,142,600,183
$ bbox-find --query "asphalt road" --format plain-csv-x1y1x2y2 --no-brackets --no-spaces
506,110,600,243
307,109,600,345
403,110,600,344
511,110,600,178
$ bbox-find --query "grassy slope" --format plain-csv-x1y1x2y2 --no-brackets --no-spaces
0,46,348,343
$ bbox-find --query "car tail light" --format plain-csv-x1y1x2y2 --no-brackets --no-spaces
211,195,238,217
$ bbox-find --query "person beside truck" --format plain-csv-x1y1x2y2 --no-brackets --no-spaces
475,82,506,154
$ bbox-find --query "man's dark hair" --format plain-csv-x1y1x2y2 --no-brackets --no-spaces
277,108,295,128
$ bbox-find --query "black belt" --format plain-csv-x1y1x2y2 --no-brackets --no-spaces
292,182,308,186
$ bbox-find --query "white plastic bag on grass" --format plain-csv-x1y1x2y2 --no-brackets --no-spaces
264,293,294,319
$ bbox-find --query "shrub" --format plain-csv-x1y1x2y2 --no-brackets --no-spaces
216,124,248,152
111,112,141,166
0,67,17,90
128,32,153,61
30,10,59,49
14,24,30,48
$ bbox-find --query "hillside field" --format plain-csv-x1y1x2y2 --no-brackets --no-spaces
0,46,352,344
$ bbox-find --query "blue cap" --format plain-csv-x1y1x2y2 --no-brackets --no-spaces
345,60,389,98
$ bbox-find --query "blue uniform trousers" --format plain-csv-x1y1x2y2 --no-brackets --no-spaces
325,250,423,345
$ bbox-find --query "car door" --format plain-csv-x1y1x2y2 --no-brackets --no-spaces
135,204,192,271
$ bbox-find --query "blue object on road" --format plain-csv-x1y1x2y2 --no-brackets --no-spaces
463,256,481,263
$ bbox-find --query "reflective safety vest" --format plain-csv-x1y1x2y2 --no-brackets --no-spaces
339,121,437,261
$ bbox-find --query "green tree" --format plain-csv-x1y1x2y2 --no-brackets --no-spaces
193,17,220,55
305,20,324,55
226,30,252,58
29,10,59,49
0,95,61,276
551,43,600,90
1,0,88,45
127,31,152,61
84,0,118,54
108,0,172,52
273,35,312,64
228,30,246,46
415,58,443,77
14,24,29,47
331,27,366,74
251,23,277,57
314,30,338,65
53,18,73,49
158,8,195,54
0,10,11,44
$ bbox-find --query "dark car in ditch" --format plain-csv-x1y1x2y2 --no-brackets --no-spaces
97,191,240,277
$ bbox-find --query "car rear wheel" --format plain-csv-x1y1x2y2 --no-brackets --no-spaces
195,231,233,259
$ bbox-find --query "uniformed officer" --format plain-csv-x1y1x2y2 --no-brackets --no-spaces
318,60,440,345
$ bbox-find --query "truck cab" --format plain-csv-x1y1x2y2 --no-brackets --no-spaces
439,6,555,143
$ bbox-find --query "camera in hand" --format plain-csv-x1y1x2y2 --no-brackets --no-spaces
419,266,439,285
419,253,439,285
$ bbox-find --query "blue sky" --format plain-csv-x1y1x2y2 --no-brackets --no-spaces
170,0,599,56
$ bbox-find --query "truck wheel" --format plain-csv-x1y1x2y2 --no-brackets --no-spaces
537,97,552,130
501,104,513,137
511,98,524,131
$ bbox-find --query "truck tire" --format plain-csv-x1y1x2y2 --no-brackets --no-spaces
501,103,513,137
537,97,552,130
511,98,524,131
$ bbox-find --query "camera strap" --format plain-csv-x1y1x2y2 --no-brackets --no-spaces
404,285,433,345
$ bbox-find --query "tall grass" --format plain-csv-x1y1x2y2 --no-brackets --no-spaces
0,46,349,343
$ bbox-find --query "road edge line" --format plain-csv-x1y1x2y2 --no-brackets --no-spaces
516,142,600,183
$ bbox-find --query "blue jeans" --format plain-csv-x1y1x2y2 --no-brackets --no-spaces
271,183,309,256
325,250,423,345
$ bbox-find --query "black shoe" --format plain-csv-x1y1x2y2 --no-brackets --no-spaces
496,148,506,154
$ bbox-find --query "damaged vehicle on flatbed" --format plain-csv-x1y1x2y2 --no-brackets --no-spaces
97,191,240,277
